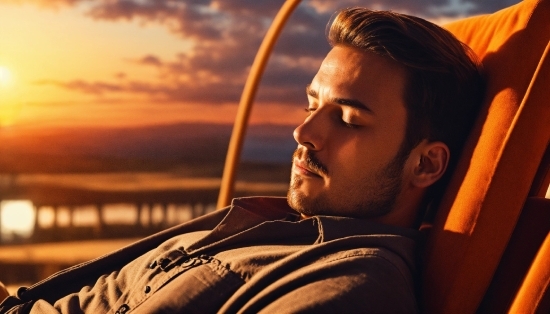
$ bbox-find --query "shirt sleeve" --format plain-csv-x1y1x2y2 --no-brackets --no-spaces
247,254,418,314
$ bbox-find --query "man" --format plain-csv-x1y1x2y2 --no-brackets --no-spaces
0,7,483,314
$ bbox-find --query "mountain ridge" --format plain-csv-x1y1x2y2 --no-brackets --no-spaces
0,122,296,173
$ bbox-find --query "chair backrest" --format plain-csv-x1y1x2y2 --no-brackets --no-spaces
477,196,550,312
421,0,550,313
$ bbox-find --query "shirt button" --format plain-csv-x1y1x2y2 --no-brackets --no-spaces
144,285,151,294
159,258,170,269
16,287,28,298
115,304,130,314
182,258,194,267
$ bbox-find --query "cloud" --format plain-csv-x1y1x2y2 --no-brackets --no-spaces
137,55,162,67
34,79,124,95
33,76,244,103
11,0,518,107
305,0,518,17
463,0,520,15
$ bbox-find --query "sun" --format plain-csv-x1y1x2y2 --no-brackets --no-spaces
0,66,13,88
0,66,21,127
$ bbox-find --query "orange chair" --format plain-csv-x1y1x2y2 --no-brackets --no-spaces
422,0,550,313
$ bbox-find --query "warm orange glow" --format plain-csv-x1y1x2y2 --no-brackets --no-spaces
0,200,36,238
0,4,196,129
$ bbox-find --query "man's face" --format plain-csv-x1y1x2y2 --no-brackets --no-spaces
288,45,411,218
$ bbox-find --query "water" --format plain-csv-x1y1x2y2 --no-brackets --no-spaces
0,200,216,243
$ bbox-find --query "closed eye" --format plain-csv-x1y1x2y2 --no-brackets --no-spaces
306,107,360,128
342,120,360,128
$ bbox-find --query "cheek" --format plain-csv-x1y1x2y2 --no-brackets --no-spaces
332,132,401,177
381,111,408,151
332,136,374,174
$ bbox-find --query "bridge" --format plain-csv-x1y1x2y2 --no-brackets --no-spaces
0,175,288,244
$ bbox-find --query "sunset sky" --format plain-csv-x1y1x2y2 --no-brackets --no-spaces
0,0,518,130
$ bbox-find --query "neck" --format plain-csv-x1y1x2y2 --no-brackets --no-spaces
372,187,426,229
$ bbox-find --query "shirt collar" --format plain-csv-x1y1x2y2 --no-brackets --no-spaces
230,197,419,241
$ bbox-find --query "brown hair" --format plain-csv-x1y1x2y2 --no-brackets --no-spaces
328,8,485,203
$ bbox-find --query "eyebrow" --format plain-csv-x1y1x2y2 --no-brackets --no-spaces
306,85,373,113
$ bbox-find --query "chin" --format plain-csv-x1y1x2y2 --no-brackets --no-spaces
287,187,328,217
287,187,304,212
287,185,314,216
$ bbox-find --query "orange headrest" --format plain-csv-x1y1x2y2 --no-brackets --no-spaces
422,0,550,313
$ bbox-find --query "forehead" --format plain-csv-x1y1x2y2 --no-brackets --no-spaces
311,45,407,112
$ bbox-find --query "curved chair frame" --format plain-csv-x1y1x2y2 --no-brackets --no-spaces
216,0,302,209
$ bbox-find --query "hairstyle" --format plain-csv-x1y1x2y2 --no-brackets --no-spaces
328,8,485,204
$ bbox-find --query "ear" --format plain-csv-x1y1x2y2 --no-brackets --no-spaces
411,141,450,188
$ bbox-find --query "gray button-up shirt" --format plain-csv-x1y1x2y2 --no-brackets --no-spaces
2,197,420,313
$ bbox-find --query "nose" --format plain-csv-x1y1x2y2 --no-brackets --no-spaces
293,109,327,151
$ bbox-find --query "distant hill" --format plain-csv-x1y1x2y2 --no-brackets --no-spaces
0,122,296,173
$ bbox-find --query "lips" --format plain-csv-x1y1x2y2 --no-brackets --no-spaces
293,158,324,178
292,147,328,178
